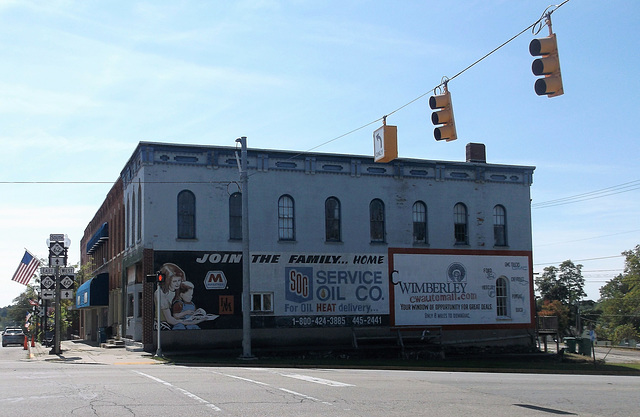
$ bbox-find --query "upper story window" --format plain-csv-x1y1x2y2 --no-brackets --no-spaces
454,203,468,245
325,197,341,242
137,183,142,241
496,276,509,318
412,201,428,244
278,195,295,241
229,192,242,240
177,190,196,239
369,199,386,243
131,191,136,245
493,205,507,247
126,197,130,247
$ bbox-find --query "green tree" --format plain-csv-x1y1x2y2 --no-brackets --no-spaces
7,285,39,332
598,245,640,339
535,260,585,305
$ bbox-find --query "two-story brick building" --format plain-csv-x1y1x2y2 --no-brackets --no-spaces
79,141,536,353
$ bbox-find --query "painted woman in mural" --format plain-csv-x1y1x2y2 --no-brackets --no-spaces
154,263,185,329
154,262,219,330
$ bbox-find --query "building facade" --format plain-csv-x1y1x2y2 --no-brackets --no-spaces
80,141,536,352
78,179,125,342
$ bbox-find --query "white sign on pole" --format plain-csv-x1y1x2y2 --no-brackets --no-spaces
41,289,55,300
60,267,75,275
40,267,55,275
61,289,74,300
50,256,65,267
49,234,65,242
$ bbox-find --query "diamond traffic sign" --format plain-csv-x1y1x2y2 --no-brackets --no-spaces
41,276,55,289
49,242,65,256
61,276,74,289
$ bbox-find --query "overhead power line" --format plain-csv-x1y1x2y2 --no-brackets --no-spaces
532,179,640,209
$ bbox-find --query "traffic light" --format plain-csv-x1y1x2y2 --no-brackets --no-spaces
529,33,563,97
157,272,165,283
429,87,457,142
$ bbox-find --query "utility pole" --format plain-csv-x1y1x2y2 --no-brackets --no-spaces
235,136,253,359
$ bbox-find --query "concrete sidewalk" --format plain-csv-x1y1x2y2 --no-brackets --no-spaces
28,339,160,365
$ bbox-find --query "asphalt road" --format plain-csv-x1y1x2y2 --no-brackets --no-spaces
2,343,639,416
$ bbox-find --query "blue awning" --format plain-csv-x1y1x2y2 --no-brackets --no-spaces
86,222,109,255
76,273,108,308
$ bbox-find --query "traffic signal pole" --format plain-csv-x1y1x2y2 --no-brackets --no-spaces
156,280,162,357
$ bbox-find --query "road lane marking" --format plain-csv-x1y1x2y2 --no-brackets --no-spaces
278,388,332,405
133,371,221,411
278,373,354,387
211,371,333,406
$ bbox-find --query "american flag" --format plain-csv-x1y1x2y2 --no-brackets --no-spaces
11,250,41,286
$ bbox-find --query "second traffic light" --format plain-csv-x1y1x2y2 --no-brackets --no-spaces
529,33,563,97
429,88,457,142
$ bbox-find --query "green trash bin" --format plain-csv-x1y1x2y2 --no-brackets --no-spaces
564,337,577,353
578,338,592,356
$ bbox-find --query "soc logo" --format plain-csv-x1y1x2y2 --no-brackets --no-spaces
285,267,313,303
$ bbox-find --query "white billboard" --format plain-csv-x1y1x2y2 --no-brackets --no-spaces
390,249,533,327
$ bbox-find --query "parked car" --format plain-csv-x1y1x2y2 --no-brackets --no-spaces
2,327,20,335
2,328,25,347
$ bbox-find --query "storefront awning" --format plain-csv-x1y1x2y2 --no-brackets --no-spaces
76,273,108,309
86,222,109,255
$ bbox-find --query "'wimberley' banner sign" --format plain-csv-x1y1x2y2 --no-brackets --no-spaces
389,248,533,328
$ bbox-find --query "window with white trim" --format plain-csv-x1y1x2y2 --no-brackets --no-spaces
251,292,273,313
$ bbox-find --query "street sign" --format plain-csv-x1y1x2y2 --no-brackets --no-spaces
49,242,65,256
40,267,55,275
49,256,65,267
61,276,74,289
61,289,74,300
41,276,55,289
49,234,65,242
60,267,75,275
41,289,55,300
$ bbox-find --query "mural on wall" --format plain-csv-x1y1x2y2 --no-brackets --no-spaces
251,252,390,328
153,251,390,330
154,251,243,330
389,248,534,328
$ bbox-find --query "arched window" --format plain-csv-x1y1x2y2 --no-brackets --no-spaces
126,196,130,247
325,197,341,242
493,205,507,247
137,183,142,241
278,195,295,241
131,191,136,245
369,199,385,243
496,276,509,317
229,192,242,240
412,201,428,244
177,190,196,239
454,203,468,245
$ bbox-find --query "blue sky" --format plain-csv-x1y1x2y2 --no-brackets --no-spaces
1,0,638,307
